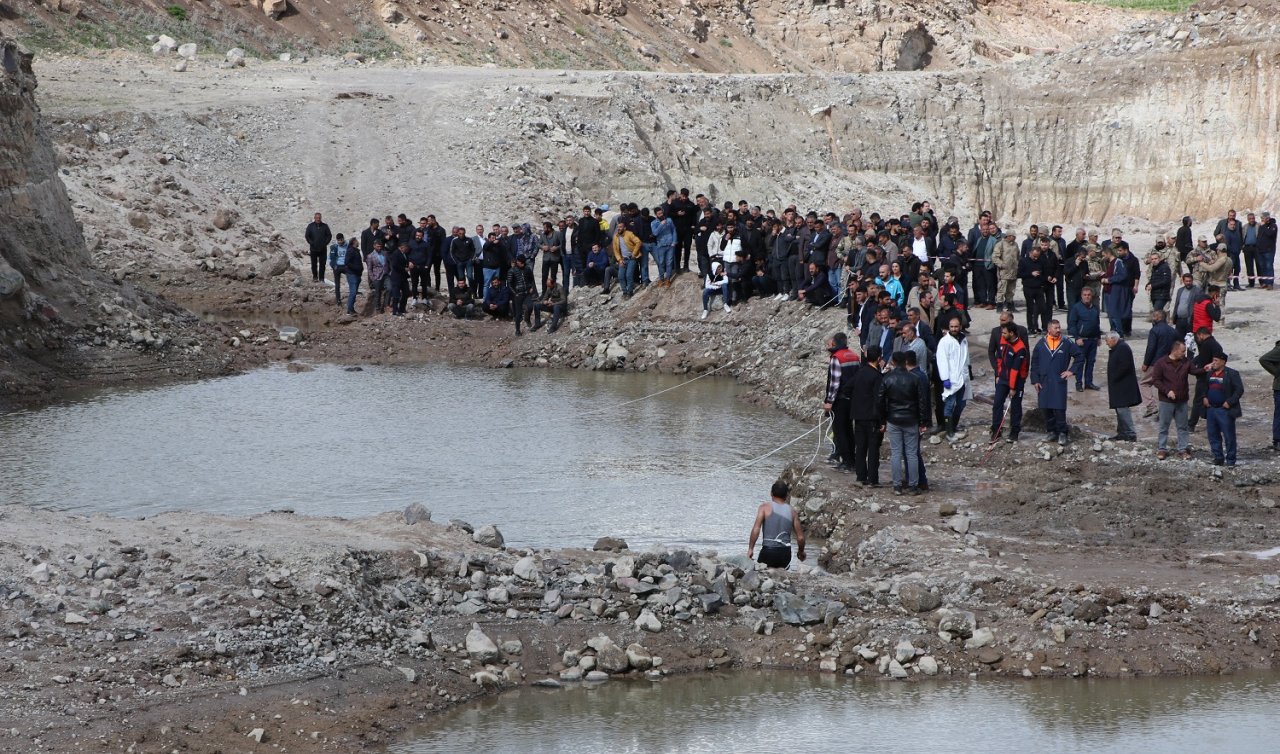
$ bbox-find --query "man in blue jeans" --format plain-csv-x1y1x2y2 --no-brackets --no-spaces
1195,352,1244,466
876,351,931,496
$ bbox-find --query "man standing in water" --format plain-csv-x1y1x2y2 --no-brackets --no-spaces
747,480,806,568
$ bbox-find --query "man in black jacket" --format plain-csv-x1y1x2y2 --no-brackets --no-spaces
1018,244,1051,334
387,243,410,316
670,189,698,272
876,351,931,495
304,212,332,283
1105,332,1142,441
1192,352,1244,465
506,255,536,336
850,346,884,487
1147,251,1174,312
1188,327,1225,432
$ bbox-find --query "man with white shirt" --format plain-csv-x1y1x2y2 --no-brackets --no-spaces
935,316,972,442
910,225,932,268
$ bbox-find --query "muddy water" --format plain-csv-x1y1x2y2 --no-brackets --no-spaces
0,364,809,549
394,671,1280,754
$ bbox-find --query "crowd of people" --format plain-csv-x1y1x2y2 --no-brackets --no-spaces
302,197,1279,488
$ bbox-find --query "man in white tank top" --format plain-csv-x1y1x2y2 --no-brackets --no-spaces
748,480,807,569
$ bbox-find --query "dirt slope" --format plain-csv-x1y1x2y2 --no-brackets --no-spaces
7,0,1145,73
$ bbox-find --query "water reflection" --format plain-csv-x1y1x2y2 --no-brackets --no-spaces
395,671,1280,754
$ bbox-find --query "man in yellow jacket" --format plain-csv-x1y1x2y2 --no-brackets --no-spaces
613,222,642,299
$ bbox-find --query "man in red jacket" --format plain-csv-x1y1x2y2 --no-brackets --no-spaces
1192,285,1222,334
991,322,1029,443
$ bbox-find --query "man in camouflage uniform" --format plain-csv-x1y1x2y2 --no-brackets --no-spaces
1085,233,1107,305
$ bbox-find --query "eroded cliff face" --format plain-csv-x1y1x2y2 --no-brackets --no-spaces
0,36,229,403
0,37,84,323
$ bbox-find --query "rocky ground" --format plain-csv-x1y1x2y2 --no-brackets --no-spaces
4,267,1280,751
3,1,1280,751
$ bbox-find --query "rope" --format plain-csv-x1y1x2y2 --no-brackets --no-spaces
504,289,846,430
403,414,828,509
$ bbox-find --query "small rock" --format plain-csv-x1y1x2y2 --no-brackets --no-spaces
473,524,504,548
592,536,629,552
513,556,539,582
397,666,417,683
247,728,265,743
917,655,939,675
64,612,90,625
402,503,431,525
887,660,908,679
898,582,941,613
584,670,609,682
177,43,197,59
964,627,995,649
635,609,662,633
626,643,653,670
1148,601,1165,619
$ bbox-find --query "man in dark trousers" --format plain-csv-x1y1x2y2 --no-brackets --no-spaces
822,332,861,473
1105,332,1142,441
305,212,332,283
386,242,410,316
850,346,885,487
1030,319,1082,445
1141,309,1180,415
1018,242,1051,334
1260,340,1280,452
992,322,1029,443
1188,327,1225,432
506,255,536,336
987,310,1028,371
1192,353,1244,466
1067,287,1102,392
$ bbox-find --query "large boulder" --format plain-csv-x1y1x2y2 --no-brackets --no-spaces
262,0,288,19
587,635,629,673
773,592,824,625
465,625,500,663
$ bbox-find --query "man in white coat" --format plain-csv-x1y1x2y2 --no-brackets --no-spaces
935,315,972,442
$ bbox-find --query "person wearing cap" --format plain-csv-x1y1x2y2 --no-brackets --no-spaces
1199,244,1232,307
1191,351,1244,466
1259,211,1277,290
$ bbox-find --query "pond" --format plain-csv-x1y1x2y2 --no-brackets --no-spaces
0,364,809,549
393,670,1280,754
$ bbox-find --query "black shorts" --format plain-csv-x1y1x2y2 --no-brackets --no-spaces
757,545,792,569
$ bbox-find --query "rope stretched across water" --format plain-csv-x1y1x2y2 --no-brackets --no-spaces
504,291,847,431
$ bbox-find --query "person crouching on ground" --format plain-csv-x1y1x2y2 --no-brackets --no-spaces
748,480,805,569
532,278,567,333
702,260,731,319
